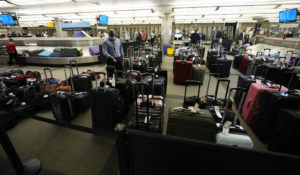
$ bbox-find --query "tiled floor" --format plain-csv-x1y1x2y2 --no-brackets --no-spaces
0,47,267,175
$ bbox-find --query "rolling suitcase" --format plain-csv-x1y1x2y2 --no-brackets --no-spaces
241,83,288,125
89,45,100,56
233,75,257,108
214,57,232,77
239,56,249,74
173,60,193,84
216,88,253,149
69,60,92,92
82,69,100,80
267,108,300,155
49,66,77,122
90,72,125,132
61,48,79,57
183,80,201,107
26,71,41,79
192,64,206,82
167,107,216,142
251,91,300,142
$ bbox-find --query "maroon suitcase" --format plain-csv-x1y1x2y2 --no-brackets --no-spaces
174,60,193,84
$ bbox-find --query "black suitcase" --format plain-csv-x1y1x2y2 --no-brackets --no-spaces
69,60,92,92
90,72,125,131
233,75,256,107
115,77,134,115
183,80,201,107
3,77,20,88
61,48,79,57
26,71,41,79
251,91,300,142
267,108,300,155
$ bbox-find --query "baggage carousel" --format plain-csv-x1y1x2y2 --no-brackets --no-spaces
0,37,104,66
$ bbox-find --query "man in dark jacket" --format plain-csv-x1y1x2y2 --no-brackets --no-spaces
191,29,200,44
238,29,245,42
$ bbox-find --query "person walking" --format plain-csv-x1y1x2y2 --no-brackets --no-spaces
102,30,124,73
6,38,19,66
191,29,200,44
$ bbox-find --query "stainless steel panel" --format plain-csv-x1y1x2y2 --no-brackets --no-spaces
255,37,300,50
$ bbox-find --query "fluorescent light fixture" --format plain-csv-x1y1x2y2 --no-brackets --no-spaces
216,6,220,11
9,0,72,5
0,1,15,7
274,4,281,9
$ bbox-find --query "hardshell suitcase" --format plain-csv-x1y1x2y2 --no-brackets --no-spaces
241,83,288,125
233,75,256,107
251,91,300,142
173,60,193,84
192,65,206,82
216,88,254,149
167,107,216,142
183,80,202,107
233,55,243,69
90,72,124,132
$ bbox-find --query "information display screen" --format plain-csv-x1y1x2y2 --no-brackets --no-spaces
0,14,15,25
99,15,108,25
279,9,298,23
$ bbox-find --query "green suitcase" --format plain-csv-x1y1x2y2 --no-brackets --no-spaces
167,107,216,142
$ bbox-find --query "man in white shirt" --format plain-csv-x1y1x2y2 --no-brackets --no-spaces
248,28,254,39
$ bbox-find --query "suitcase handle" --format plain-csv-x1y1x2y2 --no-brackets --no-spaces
206,73,220,96
215,79,230,106
184,80,202,105
94,72,106,92
43,68,55,94
134,82,151,130
221,88,247,125
69,60,80,76
64,65,73,92
256,52,263,57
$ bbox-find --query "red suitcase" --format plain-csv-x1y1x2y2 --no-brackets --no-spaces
241,83,288,125
239,56,249,74
174,60,193,84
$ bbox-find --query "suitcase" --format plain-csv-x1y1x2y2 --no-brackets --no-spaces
89,45,100,56
251,91,300,142
15,74,35,85
173,60,193,84
214,58,232,77
192,65,206,82
233,75,257,108
167,107,216,142
82,70,100,80
60,48,79,57
183,80,201,107
0,69,24,77
267,108,300,155
115,78,134,115
2,77,20,88
233,55,243,69
241,83,288,125
90,72,125,132
69,60,92,92
26,71,41,79
50,51,60,57
38,51,53,57
216,88,254,149
239,56,249,74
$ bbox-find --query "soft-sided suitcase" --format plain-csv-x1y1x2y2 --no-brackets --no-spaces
173,60,193,84
115,77,134,115
233,55,243,69
69,60,92,92
251,91,300,142
82,70,100,80
216,88,253,149
267,108,300,155
214,58,232,77
89,45,100,56
15,74,35,85
26,71,41,79
183,80,201,107
167,107,216,142
192,65,206,82
38,51,53,57
241,83,288,125
60,48,79,57
233,75,256,108
90,72,124,132
50,52,60,57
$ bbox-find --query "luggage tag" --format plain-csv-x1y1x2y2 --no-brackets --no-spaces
256,79,262,84
21,102,26,106
214,106,223,119
222,121,232,135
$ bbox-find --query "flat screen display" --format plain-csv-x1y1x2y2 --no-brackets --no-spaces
0,14,15,25
279,9,298,23
99,15,108,25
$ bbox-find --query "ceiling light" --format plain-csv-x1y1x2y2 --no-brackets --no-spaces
151,9,155,13
274,4,281,9
216,6,220,11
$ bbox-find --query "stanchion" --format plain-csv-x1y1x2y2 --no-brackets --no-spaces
0,124,41,175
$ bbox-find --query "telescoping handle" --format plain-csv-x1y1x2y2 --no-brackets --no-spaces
134,82,150,130
141,73,155,98
63,65,73,92
214,79,230,105
256,51,263,57
94,72,106,92
206,73,220,96
221,88,247,125
184,80,202,103
69,60,80,76
43,68,54,94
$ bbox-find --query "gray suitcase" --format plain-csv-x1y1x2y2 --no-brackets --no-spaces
192,64,206,82
216,88,254,149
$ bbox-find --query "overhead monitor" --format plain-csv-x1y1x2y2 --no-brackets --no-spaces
0,14,15,25
99,15,108,25
279,9,298,23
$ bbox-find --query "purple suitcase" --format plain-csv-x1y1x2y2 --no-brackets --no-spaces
215,58,232,77
89,45,100,56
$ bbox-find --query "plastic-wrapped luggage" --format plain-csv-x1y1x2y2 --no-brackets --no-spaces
173,60,193,84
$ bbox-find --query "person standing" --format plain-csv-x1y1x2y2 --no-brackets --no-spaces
141,29,147,42
6,38,19,66
102,30,124,72
191,29,200,44
150,30,156,46
248,28,254,39
221,30,228,40
136,31,142,43
121,29,130,42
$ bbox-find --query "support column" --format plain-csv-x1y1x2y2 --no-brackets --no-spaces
54,17,64,38
161,13,173,46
